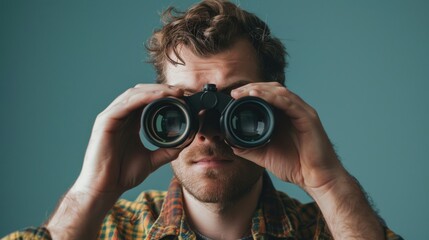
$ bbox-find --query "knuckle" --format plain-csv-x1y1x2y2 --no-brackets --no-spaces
124,88,136,95
282,96,292,105
271,82,283,87
95,112,107,123
251,84,264,91
249,89,263,97
157,90,166,95
95,112,103,120
308,108,319,119
275,86,288,96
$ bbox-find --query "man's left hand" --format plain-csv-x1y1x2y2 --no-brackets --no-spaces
231,82,347,195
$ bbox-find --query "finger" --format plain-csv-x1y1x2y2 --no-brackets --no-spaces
232,82,307,109
231,81,284,96
134,83,178,89
231,83,320,133
107,84,182,110
150,148,181,169
101,85,184,121
231,82,291,105
232,83,309,118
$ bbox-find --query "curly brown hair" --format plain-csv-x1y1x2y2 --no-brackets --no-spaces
146,0,287,85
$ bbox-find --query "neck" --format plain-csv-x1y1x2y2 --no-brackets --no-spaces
183,176,263,240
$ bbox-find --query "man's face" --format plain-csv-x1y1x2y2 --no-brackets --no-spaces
165,39,265,204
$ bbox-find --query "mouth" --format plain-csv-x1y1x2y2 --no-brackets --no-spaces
192,157,234,168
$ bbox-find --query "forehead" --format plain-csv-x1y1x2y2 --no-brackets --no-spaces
164,38,262,92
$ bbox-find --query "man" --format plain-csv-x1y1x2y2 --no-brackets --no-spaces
4,0,401,239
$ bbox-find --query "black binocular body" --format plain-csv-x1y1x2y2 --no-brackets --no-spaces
140,84,275,149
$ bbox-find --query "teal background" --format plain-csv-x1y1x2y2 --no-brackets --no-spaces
1,1,428,238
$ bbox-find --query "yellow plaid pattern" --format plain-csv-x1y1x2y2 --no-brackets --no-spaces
2,173,402,240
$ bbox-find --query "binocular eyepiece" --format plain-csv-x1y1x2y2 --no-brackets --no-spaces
140,84,275,149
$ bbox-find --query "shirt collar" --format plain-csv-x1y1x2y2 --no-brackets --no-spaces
146,171,295,239
251,171,296,238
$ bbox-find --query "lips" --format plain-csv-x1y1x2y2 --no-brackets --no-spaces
192,157,233,167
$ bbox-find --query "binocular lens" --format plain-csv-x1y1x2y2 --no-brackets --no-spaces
231,105,268,141
152,105,187,141
141,86,274,149
142,99,192,148
224,97,274,148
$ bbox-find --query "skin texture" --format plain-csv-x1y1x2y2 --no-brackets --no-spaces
166,40,266,238
167,40,265,206
46,39,384,239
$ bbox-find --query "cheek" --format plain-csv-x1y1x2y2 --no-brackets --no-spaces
170,151,189,174
170,159,182,178
176,142,199,163
170,158,181,171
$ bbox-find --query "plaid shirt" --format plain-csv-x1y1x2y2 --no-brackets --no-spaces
3,173,402,240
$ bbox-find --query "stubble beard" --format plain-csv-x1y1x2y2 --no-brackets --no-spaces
171,141,264,205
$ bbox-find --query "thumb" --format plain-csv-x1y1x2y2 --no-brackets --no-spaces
150,148,181,170
231,147,265,168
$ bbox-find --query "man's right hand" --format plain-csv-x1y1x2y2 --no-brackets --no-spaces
75,83,183,196
46,84,183,239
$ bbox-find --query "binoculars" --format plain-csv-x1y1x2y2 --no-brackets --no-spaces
140,84,275,149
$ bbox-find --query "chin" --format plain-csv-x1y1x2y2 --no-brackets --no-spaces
173,164,264,204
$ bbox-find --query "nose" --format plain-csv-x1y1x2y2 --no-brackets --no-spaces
195,109,223,143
